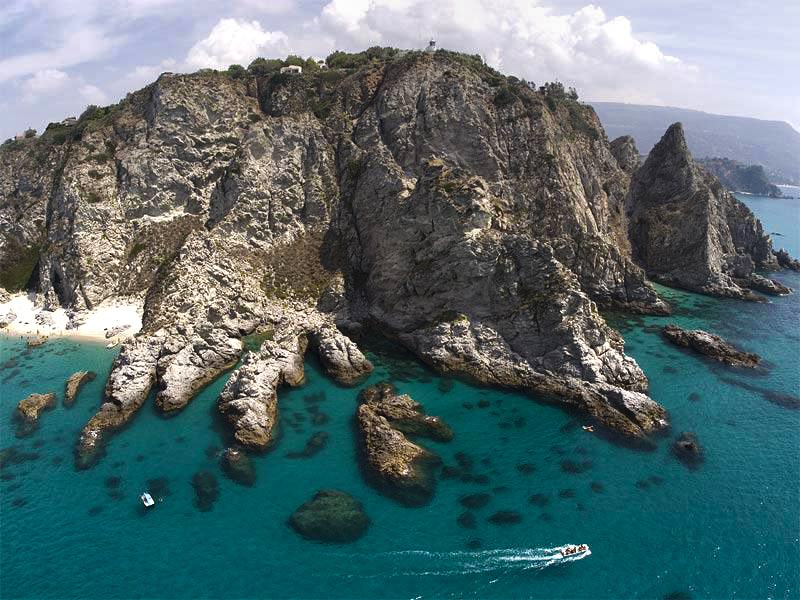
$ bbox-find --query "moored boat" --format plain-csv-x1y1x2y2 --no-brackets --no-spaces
140,492,155,507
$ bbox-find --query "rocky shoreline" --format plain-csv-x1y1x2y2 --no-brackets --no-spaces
0,48,796,470
661,324,761,368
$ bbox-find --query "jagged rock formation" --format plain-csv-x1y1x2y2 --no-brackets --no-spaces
308,325,373,385
217,329,306,451
627,123,786,299
64,370,96,407
2,49,795,466
661,324,760,368
359,382,453,441
610,136,641,174
15,392,56,437
356,383,449,506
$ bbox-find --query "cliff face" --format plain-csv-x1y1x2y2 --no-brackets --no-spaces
627,123,780,299
0,50,789,467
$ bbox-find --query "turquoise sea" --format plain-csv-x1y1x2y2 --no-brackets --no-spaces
1,194,798,599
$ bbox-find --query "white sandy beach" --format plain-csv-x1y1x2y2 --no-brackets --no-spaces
0,293,143,343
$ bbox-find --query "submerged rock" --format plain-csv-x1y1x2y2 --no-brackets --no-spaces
661,324,760,368
64,371,96,408
487,510,522,525
220,447,256,486
191,470,220,511
671,432,704,470
459,493,491,509
356,383,449,506
285,432,329,459
288,490,370,543
15,392,56,437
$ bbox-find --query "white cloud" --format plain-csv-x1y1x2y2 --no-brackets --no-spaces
79,83,109,105
19,68,108,107
186,18,289,70
0,24,121,83
21,69,70,99
305,0,698,106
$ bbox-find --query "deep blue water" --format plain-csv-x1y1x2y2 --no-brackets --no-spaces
1,195,798,599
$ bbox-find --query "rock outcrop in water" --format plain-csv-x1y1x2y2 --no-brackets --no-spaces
627,123,786,300
64,371,96,407
357,383,448,506
288,489,370,543
15,392,55,437
661,325,761,368
1,48,796,465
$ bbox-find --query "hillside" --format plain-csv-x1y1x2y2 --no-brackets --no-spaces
593,102,800,185
697,157,782,197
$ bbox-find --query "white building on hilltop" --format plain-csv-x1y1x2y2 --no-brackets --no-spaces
280,65,302,74
426,40,436,52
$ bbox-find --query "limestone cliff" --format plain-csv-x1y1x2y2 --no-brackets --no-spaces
0,49,790,467
627,123,782,299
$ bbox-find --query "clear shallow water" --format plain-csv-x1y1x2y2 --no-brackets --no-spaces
1,197,798,600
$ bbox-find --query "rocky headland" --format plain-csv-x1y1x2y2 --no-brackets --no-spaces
1,47,796,468
661,324,761,368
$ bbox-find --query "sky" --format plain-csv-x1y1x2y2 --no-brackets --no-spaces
1,0,798,141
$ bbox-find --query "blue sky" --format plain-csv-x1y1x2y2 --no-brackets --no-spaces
1,0,798,141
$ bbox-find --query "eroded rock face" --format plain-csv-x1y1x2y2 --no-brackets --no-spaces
627,123,784,300
356,384,449,506
288,489,370,543
775,249,800,271
15,393,55,437
75,336,162,469
10,51,789,465
661,324,760,368
64,371,96,407
217,331,307,451
610,136,641,175
308,325,373,385
360,382,453,442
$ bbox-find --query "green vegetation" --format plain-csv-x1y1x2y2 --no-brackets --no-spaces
347,157,363,180
261,232,337,302
226,64,248,80
242,328,275,352
0,244,39,292
493,85,518,108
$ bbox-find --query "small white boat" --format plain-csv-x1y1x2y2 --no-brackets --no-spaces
140,492,155,507
560,544,590,558
582,425,595,432
106,341,118,349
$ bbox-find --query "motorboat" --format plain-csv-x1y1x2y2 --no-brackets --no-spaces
560,544,590,558
582,425,595,432
140,492,155,508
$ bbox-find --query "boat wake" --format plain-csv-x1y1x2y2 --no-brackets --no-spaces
334,546,591,579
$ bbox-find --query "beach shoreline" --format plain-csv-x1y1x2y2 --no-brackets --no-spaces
0,293,143,344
